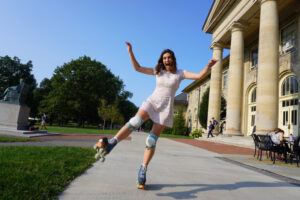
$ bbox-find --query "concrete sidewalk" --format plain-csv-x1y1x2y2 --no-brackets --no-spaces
59,132,300,200
198,134,254,149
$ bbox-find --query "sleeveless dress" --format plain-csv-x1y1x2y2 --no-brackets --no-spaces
140,69,185,127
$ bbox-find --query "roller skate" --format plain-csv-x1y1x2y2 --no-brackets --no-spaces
93,137,117,162
137,165,147,189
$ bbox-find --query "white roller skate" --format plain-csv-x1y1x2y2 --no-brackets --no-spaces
93,137,117,162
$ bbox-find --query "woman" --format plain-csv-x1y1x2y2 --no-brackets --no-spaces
270,128,290,161
270,128,284,145
95,42,217,189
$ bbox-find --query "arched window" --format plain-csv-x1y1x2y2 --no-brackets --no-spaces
251,87,256,103
281,76,298,96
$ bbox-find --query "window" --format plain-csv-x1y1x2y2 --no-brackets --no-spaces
250,48,258,69
281,23,296,53
251,115,255,126
283,111,288,126
222,71,228,90
251,88,256,103
281,76,298,96
292,110,297,125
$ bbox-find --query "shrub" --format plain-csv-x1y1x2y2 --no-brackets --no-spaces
190,129,203,138
172,108,187,135
162,127,173,134
198,88,209,128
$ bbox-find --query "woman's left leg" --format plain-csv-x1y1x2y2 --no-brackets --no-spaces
142,123,165,166
137,123,165,188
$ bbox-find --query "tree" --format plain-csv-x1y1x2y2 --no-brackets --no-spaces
40,56,131,127
108,103,123,129
98,99,110,129
198,87,210,129
172,108,186,135
0,55,37,109
198,87,227,129
116,91,138,123
220,95,227,120
32,78,52,118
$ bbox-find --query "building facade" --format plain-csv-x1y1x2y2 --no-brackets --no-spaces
174,92,188,117
185,0,300,137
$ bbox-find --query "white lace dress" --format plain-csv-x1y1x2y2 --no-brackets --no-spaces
140,69,185,127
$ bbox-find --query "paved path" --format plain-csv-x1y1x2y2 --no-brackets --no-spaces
59,132,300,200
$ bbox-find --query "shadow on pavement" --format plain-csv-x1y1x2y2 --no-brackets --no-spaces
147,181,296,199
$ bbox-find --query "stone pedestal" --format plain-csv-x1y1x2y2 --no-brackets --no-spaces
0,102,50,137
0,102,30,130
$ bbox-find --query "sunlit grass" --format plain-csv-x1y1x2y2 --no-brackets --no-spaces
0,146,95,200
0,135,35,142
47,126,118,135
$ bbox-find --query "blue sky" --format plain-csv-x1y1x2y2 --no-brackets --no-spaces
0,0,216,106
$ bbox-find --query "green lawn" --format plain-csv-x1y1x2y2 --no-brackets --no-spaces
48,126,192,139
47,126,118,135
0,135,35,142
160,133,192,139
0,146,95,200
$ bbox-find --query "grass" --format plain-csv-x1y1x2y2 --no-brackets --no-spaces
47,126,192,139
0,135,36,142
0,146,95,200
47,126,118,135
160,133,192,139
250,156,300,168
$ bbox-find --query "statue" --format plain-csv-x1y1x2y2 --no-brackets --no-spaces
1,79,29,105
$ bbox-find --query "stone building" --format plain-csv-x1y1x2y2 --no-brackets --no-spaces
185,0,300,137
174,93,188,116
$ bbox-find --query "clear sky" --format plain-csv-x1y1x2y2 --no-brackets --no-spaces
0,0,216,106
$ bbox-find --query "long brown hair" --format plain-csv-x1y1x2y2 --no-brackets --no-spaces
155,49,177,75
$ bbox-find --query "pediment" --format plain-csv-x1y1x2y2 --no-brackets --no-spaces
203,0,237,33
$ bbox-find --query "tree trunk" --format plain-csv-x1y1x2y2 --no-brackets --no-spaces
110,121,114,130
103,120,106,130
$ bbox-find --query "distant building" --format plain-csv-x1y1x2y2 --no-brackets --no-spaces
174,92,188,116
184,0,300,137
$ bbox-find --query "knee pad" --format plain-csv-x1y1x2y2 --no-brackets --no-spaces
126,115,144,131
146,133,158,149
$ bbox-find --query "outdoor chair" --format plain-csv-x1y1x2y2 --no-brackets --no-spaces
268,137,289,164
251,133,259,158
291,136,300,167
256,134,272,161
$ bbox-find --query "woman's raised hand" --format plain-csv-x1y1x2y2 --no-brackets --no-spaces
207,59,217,68
125,42,132,52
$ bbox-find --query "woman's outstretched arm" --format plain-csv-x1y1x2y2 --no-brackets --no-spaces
183,59,217,80
126,42,155,75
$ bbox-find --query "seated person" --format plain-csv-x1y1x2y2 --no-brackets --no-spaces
270,128,291,160
269,128,284,145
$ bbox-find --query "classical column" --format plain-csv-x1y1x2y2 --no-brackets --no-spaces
225,22,244,135
256,0,279,134
297,14,300,134
207,43,223,130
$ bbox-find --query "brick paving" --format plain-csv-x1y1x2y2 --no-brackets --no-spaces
36,134,252,155
34,134,251,155
36,134,131,141
172,138,253,155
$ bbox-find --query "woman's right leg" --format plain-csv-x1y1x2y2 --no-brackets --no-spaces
96,109,149,148
114,109,149,141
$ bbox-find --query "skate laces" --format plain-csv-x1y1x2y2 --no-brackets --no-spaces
106,138,118,153
139,165,147,177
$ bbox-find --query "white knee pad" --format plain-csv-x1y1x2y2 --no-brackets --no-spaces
126,115,144,131
146,133,158,149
